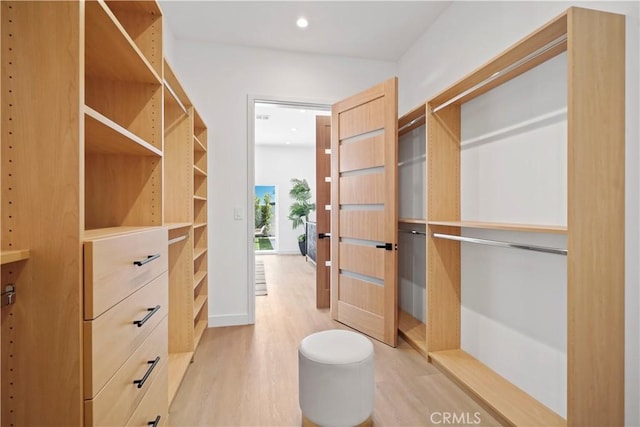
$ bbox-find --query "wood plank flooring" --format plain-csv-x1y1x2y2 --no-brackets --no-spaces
168,255,500,426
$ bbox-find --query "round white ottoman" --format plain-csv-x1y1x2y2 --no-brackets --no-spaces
298,329,374,427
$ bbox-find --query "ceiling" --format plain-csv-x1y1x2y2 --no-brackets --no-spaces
254,103,330,146
160,1,451,61
160,1,451,146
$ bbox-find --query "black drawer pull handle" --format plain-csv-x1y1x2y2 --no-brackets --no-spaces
133,254,161,266
148,415,161,427
133,356,160,389
133,305,161,327
318,233,331,239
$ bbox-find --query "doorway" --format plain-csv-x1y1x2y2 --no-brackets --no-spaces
247,96,331,323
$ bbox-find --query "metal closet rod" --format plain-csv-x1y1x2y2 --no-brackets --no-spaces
400,229,427,236
432,34,568,113
168,234,188,245
432,232,567,256
398,114,426,132
164,79,189,116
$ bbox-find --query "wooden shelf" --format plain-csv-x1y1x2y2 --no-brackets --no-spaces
194,271,207,290
398,104,426,137
193,165,207,177
105,0,162,16
85,0,161,84
1,249,30,265
398,310,427,357
193,295,207,320
193,222,207,229
165,222,192,231
193,195,207,202
194,319,207,349
84,225,163,241
193,110,206,131
399,218,427,225
163,60,192,109
194,136,207,152
168,352,193,404
429,350,566,426
193,247,207,261
84,106,162,156
428,220,567,234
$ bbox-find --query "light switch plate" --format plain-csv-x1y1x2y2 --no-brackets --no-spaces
234,207,243,220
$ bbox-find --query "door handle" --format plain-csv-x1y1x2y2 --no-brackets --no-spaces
318,233,331,239
375,243,396,251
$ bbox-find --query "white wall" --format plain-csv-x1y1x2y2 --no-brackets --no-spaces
255,145,316,254
169,39,396,327
398,1,639,424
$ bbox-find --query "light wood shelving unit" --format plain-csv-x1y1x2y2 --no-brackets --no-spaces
426,7,624,426
162,59,209,405
0,0,179,426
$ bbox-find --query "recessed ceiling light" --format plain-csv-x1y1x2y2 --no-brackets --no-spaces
286,141,291,145
296,17,308,29
291,127,297,132
300,109,306,113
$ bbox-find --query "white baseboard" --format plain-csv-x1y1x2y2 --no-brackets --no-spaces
208,313,254,327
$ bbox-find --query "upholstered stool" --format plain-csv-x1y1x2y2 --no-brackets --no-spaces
298,329,374,427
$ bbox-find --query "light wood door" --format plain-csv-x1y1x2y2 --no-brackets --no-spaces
315,116,331,308
330,78,398,347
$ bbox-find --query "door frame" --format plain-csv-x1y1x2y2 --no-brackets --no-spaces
247,94,334,323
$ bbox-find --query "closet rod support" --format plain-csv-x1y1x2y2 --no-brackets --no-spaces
431,34,567,113
398,114,426,132
400,229,427,236
164,79,189,116
432,232,567,256
168,234,188,245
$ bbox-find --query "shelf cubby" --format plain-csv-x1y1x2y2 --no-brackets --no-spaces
85,106,162,156
398,310,427,357
168,352,193,405
429,350,566,426
85,0,160,85
194,271,207,291
104,0,163,78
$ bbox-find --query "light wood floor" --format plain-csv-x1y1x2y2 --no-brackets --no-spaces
168,255,500,426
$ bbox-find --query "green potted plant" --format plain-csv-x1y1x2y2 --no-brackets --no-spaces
287,178,316,256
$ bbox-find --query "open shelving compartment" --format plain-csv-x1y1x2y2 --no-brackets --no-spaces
84,0,163,233
397,104,428,357
192,108,209,352
426,7,624,426
162,59,210,404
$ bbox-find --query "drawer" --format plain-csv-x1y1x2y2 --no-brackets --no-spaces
84,316,168,427
125,362,168,427
84,227,168,319
84,272,168,399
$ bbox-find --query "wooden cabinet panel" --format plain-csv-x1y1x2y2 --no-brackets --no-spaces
84,316,168,427
84,227,168,319
125,362,168,427
84,272,168,398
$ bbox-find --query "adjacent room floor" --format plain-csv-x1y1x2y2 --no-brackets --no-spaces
168,255,500,426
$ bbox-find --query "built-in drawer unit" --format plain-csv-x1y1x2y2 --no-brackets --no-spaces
125,362,169,427
84,316,168,427
83,271,168,398
84,228,168,319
